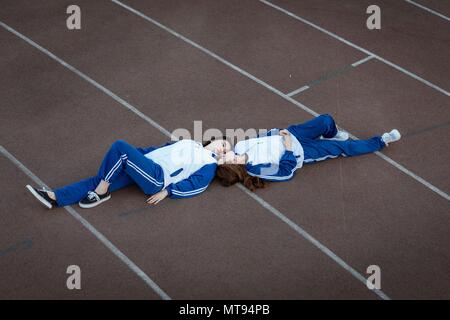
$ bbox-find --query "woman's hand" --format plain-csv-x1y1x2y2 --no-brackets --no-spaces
280,129,292,151
147,189,168,205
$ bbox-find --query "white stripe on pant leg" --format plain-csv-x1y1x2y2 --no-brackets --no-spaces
126,160,163,186
126,160,163,187
105,154,127,181
0,145,171,300
105,155,127,182
304,155,339,163
105,158,123,182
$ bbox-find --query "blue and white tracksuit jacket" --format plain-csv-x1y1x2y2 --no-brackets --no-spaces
236,114,386,182
53,139,217,206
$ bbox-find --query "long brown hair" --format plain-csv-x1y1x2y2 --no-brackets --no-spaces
216,164,267,191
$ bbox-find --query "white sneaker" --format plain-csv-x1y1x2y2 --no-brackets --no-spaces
381,129,401,146
321,130,349,141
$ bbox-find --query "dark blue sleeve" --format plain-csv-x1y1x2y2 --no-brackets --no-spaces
246,151,297,182
166,163,217,199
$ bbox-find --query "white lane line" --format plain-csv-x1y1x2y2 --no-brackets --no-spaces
405,0,450,21
107,2,450,201
287,55,374,97
0,145,171,300
287,85,310,97
237,184,391,300
0,22,174,140
351,55,375,67
259,0,450,97
373,148,450,200
110,0,320,119
0,22,388,300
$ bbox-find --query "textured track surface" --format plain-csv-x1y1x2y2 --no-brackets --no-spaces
1,0,449,299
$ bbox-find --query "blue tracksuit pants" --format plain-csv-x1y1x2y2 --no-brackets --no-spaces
287,114,385,164
54,140,164,207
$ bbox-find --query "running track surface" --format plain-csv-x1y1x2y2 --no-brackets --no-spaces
0,0,449,299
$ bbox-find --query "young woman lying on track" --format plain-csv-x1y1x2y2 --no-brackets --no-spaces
26,138,231,209
216,114,401,190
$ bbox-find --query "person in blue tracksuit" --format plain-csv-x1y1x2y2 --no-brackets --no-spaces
26,138,231,209
215,114,401,189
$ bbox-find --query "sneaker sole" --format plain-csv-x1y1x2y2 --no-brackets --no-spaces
79,194,111,209
26,185,53,209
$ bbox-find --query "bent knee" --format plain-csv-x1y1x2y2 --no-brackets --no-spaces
319,114,334,124
112,139,129,149
320,113,333,120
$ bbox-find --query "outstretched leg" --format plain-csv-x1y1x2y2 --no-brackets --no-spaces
301,136,385,164
287,114,338,140
53,140,164,207
53,170,135,207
